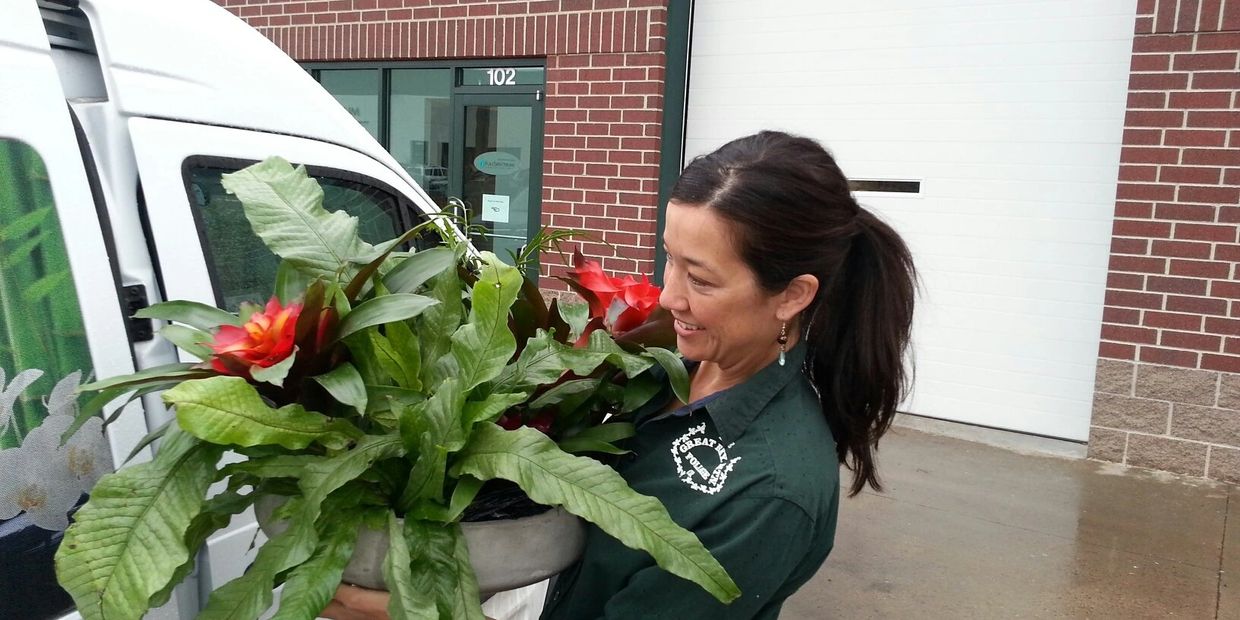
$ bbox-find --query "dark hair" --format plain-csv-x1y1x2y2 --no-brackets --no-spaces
670,130,917,497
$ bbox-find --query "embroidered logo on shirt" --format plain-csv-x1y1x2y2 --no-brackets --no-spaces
671,423,741,495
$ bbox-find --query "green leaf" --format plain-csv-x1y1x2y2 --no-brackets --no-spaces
440,253,523,391
452,424,740,604
274,259,313,305
558,330,655,378
0,206,51,242
135,300,242,330
248,348,298,387
402,520,484,620
382,245,457,294
369,331,414,389
557,301,591,341
417,268,464,387
345,223,438,300
220,157,375,280
55,427,224,620
556,437,630,455
163,376,349,450
645,347,689,405
149,488,254,610
397,379,466,508
385,319,422,392
384,512,439,620
159,324,214,360
529,378,601,410
120,418,171,466
198,502,318,620
312,362,368,417
335,293,439,342
268,510,363,620
621,371,664,413
495,329,569,392
78,362,212,392
463,391,529,427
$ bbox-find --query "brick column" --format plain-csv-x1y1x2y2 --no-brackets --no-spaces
216,0,669,286
1091,0,1240,482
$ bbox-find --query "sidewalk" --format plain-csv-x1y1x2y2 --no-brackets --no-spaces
783,422,1236,619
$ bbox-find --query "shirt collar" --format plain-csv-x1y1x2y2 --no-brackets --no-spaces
706,342,809,444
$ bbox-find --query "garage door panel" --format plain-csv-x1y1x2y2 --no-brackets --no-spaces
687,0,1137,440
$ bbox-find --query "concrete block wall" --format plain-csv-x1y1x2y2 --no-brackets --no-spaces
1092,0,1240,482
215,0,669,284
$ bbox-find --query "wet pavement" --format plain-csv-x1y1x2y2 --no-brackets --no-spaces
783,422,1236,619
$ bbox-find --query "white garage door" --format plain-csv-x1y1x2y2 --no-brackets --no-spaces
684,0,1137,440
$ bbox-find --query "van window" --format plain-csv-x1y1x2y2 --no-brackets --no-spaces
187,164,427,311
0,139,111,619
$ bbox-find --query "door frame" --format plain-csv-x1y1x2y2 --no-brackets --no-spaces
450,91,545,275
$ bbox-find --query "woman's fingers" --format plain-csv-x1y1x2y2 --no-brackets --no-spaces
318,584,392,620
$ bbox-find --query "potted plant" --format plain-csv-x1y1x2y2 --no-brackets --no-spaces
53,158,739,620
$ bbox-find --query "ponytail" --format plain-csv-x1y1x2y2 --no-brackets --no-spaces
804,209,916,496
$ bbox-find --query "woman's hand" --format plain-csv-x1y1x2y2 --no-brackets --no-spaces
319,584,497,620
319,584,391,620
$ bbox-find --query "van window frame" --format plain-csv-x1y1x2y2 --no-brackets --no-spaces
178,155,432,309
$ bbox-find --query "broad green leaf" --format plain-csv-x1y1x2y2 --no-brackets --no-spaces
494,330,568,392
402,520,484,620
163,376,348,450
335,293,439,342
55,427,224,620
369,331,409,388
220,157,375,280
222,454,323,480
463,391,529,426
556,437,630,455
440,253,523,391
384,513,439,620
383,245,457,294
345,223,439,300
548,330,654,380
452,424,740,604
529,378,601,411
120,418,171,466
645,347,689,405
385,319,423,392
135,300,242,331
299,435,405,510
398,379,465,507
312,362,368,417
79,362,211,392
249,347,298,387
159,324,214,360
621,371,664,413
268,510,363,620
149,489,254,610
418,269,464,387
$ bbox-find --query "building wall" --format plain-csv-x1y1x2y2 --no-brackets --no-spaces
1091,0,1240,483
215,0,669,282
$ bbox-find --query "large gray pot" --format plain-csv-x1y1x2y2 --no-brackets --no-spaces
253,495,585,594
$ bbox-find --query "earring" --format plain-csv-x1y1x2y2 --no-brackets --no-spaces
778,322,788,366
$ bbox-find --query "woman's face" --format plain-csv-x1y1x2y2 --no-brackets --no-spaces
659,201,787,372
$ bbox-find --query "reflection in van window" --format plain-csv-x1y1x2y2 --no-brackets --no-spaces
0,139,110,620
188,165,424,311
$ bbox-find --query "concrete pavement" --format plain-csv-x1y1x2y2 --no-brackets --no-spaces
783,422,1236,619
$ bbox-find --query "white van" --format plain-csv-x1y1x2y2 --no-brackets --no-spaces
0,1,447,617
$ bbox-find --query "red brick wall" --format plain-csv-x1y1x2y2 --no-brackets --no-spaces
1089,0,1240,482
214,0,669,285
1103,0,1240,373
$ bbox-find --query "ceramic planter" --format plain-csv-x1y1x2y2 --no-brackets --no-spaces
253,495,585,594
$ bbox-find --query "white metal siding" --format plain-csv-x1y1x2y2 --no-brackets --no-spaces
685,0,1138,440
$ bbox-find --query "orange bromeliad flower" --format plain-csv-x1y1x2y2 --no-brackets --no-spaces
209,296,302,377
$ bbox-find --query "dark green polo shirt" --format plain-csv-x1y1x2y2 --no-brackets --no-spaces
542,344,840,619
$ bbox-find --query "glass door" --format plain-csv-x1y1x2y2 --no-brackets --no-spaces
452,93,543,269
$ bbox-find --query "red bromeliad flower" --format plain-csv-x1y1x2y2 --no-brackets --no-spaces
566,249,662,342
209,296,302,377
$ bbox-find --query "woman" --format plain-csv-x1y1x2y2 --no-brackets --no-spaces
324,130,917,619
